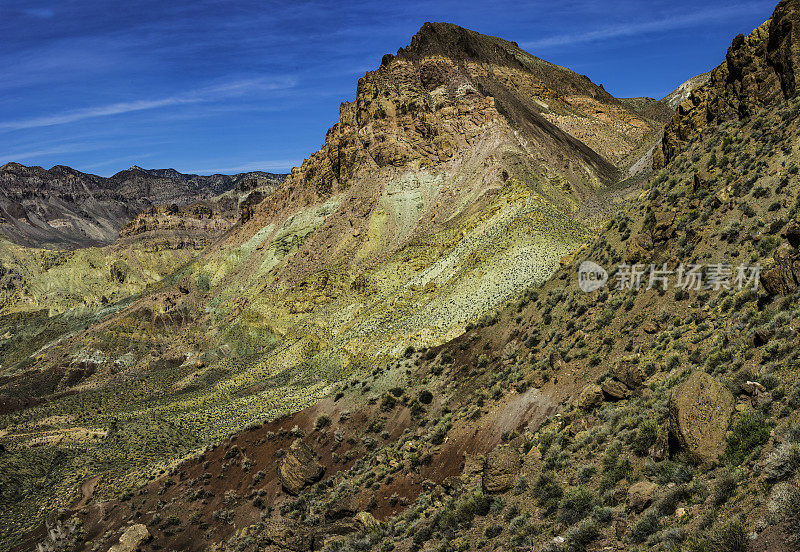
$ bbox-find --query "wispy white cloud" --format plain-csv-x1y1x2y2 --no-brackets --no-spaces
0,77,295,131
182,159,301,175
0,142,110,162
520,3,773,50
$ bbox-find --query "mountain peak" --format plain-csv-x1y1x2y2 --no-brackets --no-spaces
0,161,26,172
399,21,520,63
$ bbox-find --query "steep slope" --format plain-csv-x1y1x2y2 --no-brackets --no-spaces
1,23,678,550
655,0,800,168
23,88,800,552
0,163,284,249
13,2,800,551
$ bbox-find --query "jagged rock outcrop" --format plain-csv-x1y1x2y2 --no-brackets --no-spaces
261,515,377,551
655,0,800,167
668,372,735,463
277,439,324,495
601,378,632,400
262,521,315,552
762,219,800,294
0,162,284,249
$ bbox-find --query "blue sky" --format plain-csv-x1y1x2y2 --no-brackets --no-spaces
0,0,778,176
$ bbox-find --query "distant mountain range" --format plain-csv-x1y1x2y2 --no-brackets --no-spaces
0,163,286,249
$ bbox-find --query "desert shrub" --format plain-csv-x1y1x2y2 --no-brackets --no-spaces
726,412,771,465
314,414,331,430
429,419,451,446
644,459,694,485
596,309,614,328
666,354,681,371
535,471,563,514
712,470,737,507
564,519,600,552
577,465,596,483
197,273,211,292
768,479,800,542
418,390,433,405
212,508,234,524
705,347,734,371
632,419,659,456
660,526,686,551
600,442,630,491
759,372,781,390
380,393,397,412
685,519,748,552
431,491,491,534
558,485,595,525
757,235,780,257
655,484,691,516
514,476,529,495
629,509,660,543
789,383,800,408
766,442,800,482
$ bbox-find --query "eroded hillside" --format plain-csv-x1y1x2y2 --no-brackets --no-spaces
0,20,709,552
0,163,283,249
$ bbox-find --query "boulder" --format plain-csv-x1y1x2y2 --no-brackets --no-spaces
741,381,766,396
642,321,659,334
624,234,652,264
753,327,774,346
482,445,520,493
628,480,658,513
576,384,603,410
324,496,363,521
668,372,735,463
786,220,800,248
601,379,631,400
278,439,324,495
692,171,711,192
108,524,150,552
355,511,381,532
650,210,677,243
611,357,645,389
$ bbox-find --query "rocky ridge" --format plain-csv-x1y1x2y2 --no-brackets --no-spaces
0,163,284,249
655,0,800,167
